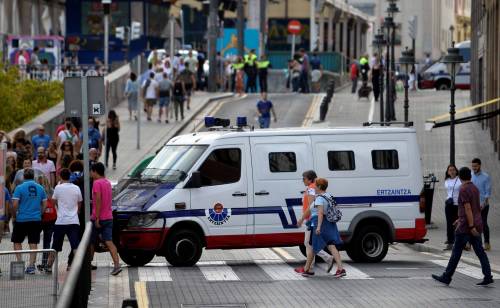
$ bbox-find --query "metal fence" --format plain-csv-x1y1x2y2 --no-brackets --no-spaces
6,64,108,82
267,51,346,72
0,248,58,308
56,222,92,308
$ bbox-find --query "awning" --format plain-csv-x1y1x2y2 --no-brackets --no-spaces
425,97,500,131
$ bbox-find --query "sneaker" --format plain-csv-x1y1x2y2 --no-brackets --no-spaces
165,120,169,124
333,268,346,278
301,271,315,277
113,164,116,170
431,274,451,285
464,243,471,251
45,266,52,274
327,258,335,273
484,243,491,251
110,267,122,276
25,265,36,275
37,264,45,272
476,277,494,286
444,244,453,251
294,267,305,274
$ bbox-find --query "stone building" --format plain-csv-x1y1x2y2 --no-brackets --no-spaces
471,0,500,159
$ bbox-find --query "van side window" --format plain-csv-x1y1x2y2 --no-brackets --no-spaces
371,150,399,170
269,152,297,172
199,148,241,186
328,151,355,171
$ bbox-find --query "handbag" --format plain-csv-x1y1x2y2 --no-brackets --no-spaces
42,198,57,223
445,178,458,207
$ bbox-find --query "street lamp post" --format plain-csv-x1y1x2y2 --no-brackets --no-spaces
441,41,464,165
386,0,399,122
383,16,393,123
373,30,386,124
398,47,415,126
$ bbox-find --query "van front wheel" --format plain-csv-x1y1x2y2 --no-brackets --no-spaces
346,225,388,263
165,229,203,267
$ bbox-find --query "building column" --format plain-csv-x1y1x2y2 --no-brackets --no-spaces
342,20,348,56
349,20,355,59
356,20,362,57
318,12,325,52
327,9,334,52
335,20,341,53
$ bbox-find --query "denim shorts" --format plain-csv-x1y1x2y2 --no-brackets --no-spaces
159,96,170,107
91,219,113,243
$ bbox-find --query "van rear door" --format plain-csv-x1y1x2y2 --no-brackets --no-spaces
249,135,313,246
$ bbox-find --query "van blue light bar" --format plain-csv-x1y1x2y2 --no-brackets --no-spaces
205,117,215,127
237,116,247,127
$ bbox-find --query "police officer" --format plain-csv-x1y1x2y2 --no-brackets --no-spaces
244,49,258,93
256,54,271,93
231,58,245,93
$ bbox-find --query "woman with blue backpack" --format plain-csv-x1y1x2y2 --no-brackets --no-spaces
301,178,346,278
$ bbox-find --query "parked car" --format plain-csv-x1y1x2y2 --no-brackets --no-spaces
419,41,471,90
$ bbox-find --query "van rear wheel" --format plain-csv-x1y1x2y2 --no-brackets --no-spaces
165,229,203,267
346,225,388,263
119,250,155,267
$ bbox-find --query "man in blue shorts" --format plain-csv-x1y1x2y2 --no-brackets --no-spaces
11,168,47,274
256,92,277,129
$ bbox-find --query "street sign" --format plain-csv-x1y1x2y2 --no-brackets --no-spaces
64,76,105,117
131,21,141,40
287,20,302,35
115,26,125,40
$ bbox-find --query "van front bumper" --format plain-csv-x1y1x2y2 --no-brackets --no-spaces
114,211,168,251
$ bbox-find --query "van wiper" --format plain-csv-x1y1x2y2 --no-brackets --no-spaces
140,168,188,182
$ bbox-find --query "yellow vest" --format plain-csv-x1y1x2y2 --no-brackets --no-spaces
244,54,257,65
256,60,270,69
232,63,245,70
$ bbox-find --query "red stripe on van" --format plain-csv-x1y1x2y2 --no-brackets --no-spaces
206,232,304,249
119,228,168,250
395,218,427,241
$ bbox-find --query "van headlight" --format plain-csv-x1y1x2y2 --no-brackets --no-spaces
128,213,159,228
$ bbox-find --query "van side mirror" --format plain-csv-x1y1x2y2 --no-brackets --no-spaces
185,171,201,188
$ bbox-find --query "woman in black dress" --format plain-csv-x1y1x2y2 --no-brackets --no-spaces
104,110,120,169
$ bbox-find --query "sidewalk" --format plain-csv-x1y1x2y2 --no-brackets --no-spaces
310,86,500,267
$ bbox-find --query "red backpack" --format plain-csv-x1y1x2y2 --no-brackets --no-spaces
42,198,57,223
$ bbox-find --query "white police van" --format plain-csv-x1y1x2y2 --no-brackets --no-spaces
113,118,427,267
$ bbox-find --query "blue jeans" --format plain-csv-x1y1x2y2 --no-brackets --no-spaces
258,117,271,129
443,233,492,281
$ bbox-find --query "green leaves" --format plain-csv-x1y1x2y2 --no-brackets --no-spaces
0,65,63,132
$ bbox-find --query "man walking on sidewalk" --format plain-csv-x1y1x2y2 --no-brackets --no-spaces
432,167,493,286
471,158,492,251
89,162,122,275
11,168,47,274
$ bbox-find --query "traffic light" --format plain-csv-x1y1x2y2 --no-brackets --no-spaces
115,26,125,40
131,21,141,40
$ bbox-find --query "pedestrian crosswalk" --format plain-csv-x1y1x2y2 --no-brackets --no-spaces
135,258,499,283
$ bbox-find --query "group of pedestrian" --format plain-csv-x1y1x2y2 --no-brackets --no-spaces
433,158,493,286
1,116,122,276
287,49,323,93
294,170,346,278
225,50,272,96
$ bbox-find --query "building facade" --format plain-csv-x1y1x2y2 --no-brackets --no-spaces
471,0,500,159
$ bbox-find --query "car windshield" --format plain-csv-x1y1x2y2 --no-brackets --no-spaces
140,145,207,183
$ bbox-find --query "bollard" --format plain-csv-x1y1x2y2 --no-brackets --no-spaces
319,79,335,122
122,298,139,308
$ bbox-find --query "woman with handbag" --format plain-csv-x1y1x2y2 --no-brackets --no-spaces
444,164,461,250
37,175,56,272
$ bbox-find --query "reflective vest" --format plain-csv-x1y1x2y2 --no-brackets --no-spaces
256,60,270,69
244,54,257,66
232,63,245,70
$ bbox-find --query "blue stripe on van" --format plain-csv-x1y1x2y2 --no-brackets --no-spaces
119,195,420,229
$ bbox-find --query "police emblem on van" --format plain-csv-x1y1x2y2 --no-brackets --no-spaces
207,203,231,225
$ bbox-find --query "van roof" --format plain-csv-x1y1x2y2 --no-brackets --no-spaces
168,127,416,145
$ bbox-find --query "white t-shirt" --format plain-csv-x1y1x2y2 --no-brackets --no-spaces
445,177,461,206
142,79,159,99
53,182,82,225
184,55,198,73
58,129,79,145
32,159,56,179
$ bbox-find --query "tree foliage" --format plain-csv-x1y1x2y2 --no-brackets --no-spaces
0,65,63,132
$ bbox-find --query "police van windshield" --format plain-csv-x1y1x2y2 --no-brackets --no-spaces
141,145,207,183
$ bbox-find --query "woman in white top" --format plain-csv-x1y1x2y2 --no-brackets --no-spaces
444,164,461,250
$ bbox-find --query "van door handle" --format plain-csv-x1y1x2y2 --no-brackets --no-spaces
300,191,305,194
255,191,270,196
232,192,247,197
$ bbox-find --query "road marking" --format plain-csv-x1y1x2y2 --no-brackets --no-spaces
109,267,131,306
192,95,248,132
317,262,372,279
134,281,149,308
255,259,306,280
197,261,240,281
301,94,323,127
431,259,500,279
272,247,296,261
138,264,172,281
386,267,421,270
422,251,500,273
368,96,375,122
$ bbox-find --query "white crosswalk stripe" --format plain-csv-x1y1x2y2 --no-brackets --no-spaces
316,262,372,279
197,261,240,281
138,263,172,281
431,260,500,279
255,259,306,280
